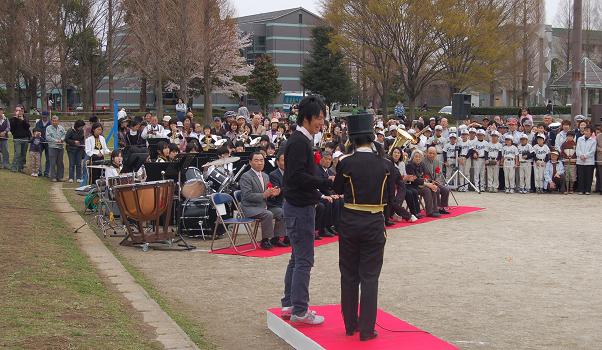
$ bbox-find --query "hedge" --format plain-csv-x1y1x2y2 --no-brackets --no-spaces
470,106,572,116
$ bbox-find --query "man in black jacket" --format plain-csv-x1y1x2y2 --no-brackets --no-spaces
280,96,332,325
9,106,30,172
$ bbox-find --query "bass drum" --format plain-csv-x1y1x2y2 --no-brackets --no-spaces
179,197,217,238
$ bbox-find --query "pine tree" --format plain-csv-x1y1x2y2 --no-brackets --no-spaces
301,26,354,106
247,55,282,115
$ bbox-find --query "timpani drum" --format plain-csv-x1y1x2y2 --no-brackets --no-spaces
113,180,175,246
107,173,136,200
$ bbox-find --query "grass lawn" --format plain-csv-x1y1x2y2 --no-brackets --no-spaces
0,170,161,349
61,184,215,350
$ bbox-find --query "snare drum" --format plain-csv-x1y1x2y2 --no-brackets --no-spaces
181,167,206,199
207,168,229,192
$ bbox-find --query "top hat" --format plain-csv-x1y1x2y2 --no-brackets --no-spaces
347,113,374,136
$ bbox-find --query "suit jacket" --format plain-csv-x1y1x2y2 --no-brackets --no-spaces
268,168,284,207
314,166,334,196
239,169,269,217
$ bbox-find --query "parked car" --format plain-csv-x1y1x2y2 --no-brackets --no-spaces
438,106,452,115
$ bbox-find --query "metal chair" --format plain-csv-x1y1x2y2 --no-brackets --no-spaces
232,190,262,241
210,193,259,254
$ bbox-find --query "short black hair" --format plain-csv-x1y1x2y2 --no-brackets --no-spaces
74,120,85,129
249,151,264,162
91,122,103,133
217,145,230,157
168,143,179,153
583,126,593,133
234,141,245,148
89,115,99,123
185,139,200,152
297,96,326,127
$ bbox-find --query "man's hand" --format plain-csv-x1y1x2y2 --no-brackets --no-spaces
74,140,80,145
549,182,556,189
272,187,281,196
328,175,335,181
580,155,586,161
322,195,333,203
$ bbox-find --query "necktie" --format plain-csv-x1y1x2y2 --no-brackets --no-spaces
257,172,264,190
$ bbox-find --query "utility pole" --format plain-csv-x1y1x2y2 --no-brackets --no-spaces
107,0,114,116
571,0,583,118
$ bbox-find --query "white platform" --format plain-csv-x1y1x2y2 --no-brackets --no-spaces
267,310,324,350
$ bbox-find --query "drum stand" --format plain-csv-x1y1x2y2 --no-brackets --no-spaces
445,152,480,193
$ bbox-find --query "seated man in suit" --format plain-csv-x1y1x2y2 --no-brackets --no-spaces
423,147,451,214
268,151,290,246
314,150,343,237
240,152,286,249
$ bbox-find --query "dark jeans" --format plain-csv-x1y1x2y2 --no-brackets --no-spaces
67,148,83,180
577,165,595,193
42,143,49,176
11,139,28,171
0,139,9,168
281,201,316,316
48,147,64,180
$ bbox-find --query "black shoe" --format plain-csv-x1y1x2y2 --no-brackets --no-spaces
360,330,378,341
427,212,441,218
328,226,339,235
260,239,272,250
385,220,395,226
324,226,336,236
439,208,450,215
270,237,288,247
283,237,290,246
315,234,322,240
345,326,358,336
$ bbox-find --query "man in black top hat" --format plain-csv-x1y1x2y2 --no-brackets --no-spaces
333,113,391,341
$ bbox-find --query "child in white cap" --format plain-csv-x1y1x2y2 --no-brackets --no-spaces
486,131,503,192
533,133,550,193
517,133,534,194
502,134,519,193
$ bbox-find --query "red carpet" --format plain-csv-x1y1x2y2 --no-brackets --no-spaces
267,304,458,350
386,206,484,229
210,206,483,258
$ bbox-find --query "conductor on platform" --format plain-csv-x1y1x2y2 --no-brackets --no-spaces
281,96,333,325
333,113,390,341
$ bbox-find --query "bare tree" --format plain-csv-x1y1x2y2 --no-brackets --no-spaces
0,0,26,109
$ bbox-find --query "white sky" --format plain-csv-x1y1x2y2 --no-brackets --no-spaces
231,0,562,25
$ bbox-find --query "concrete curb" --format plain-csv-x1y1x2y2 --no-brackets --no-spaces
50,184,199,350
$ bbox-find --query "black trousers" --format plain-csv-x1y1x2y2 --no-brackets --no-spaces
339,208,386,337
405,186,420,215
577,165,595,193
315,202,325,233
385,187,411,220
319,197,343,229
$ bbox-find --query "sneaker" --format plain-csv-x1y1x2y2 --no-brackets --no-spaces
409,215,418,223
505,189,509,193
585,192,591,195
281,307,316,320
68,179,74,183
290,310,324,325
509,189,514,194
51,179,57,182
31,173,37,177
76,179,82,183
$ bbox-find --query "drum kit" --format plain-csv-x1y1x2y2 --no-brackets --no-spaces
179,156,243,239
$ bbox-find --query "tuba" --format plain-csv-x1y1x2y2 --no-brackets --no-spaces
320,123,334,149
388,129,415,155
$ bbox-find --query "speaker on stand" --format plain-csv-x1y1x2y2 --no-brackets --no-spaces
452,93,472,120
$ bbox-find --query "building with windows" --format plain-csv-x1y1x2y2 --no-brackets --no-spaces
235,7,321,110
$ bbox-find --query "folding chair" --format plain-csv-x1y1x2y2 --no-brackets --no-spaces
232,190,262,241
210,193,259,254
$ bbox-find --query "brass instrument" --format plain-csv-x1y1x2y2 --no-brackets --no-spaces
202,135,216,152
320,122,333,148
388,129,415,155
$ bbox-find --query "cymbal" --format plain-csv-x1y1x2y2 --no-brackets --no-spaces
87,164,108,169
203,156,240,168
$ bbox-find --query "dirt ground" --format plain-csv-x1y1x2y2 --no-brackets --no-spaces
87,191,602,350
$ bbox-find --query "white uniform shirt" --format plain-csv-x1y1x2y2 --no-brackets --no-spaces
502,145,519,161
473,139,489,158
517,143,533,163
486,141,503,160
533,144,550,162
457,139,472,157
443,141,458,161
